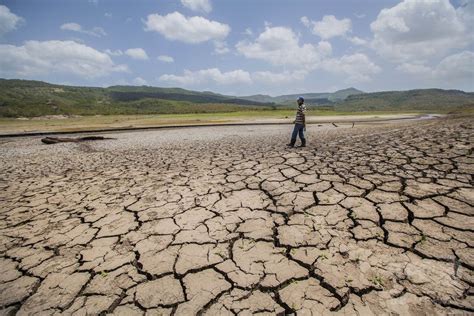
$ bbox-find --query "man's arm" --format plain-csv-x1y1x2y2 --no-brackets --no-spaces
303,107,306,130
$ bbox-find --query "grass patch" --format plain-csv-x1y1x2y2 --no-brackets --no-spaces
370,275,384,287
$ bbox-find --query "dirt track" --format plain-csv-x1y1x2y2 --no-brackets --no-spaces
0,116,473,315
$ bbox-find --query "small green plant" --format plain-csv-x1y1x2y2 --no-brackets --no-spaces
351,213,358,220
216,252,227,259
289,279,298,285
100,271,108,277
370,275,384,287
420,234,427,243
320,253,328,260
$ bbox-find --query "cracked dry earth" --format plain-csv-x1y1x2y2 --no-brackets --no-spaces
0,116,473,316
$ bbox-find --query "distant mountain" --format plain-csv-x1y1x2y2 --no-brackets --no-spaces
330,88,365,101
239,87,364,104
237,94,274,103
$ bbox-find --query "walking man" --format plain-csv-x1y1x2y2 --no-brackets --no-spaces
287,96,306,147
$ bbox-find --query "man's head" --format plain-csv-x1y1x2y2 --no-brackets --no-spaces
297,96,304,105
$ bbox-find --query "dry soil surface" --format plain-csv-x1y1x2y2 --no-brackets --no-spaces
0,116,473,315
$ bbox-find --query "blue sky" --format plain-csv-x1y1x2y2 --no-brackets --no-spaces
0,0,472,95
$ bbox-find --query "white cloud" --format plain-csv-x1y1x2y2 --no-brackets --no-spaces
105,49,123,56
61,22,82,32
236,26,332,68
396,62,432,75
348,36,368,46
397,51,474,82
125,48,149,60
105,12,112,18
317,41,333,56
370,0,472,61
180,0,212,13
144,11,229,44
213,41,230,54
159,68,252,85
0,5,23,36
157,55,382,88
252,70,308,84
133,77,148,85
300,16,311,27
157,55,174,63
434,50,474,81
0,40,128,78
321,53,381,83
60,22,106,37
160,68,314,87
302,15,352,39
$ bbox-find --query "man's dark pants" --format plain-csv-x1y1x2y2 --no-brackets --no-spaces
291,123,305,144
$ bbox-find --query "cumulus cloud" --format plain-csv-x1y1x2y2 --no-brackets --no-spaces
435,50,474,80
301,15,352,39
321,53,381,83
180,0,212,13
252,70,308,84
396,62,432,75
0,40,128,78
133,77,148,85
60,22,82,32
397,51,474,82
144,11,229,44
370,0,472,61
236,26,332,68
60,22,106,37
0,5,23,36
124,48,148,60
159,68,252,85
159,68,315,86
348,36,368,46
157,55,174,63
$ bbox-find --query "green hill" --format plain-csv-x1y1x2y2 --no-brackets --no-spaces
0,79,472,117
335,89,474,112
0,79,273,117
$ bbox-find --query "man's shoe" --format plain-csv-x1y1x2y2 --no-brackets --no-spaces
287,140,296,147
299,139,306,147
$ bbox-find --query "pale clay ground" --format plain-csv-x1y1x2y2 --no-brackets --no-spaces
0,117,473,315
0,113,438,135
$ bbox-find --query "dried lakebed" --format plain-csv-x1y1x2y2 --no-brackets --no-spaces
0,117,473,315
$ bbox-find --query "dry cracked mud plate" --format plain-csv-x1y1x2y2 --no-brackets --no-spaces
0,117,473,315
